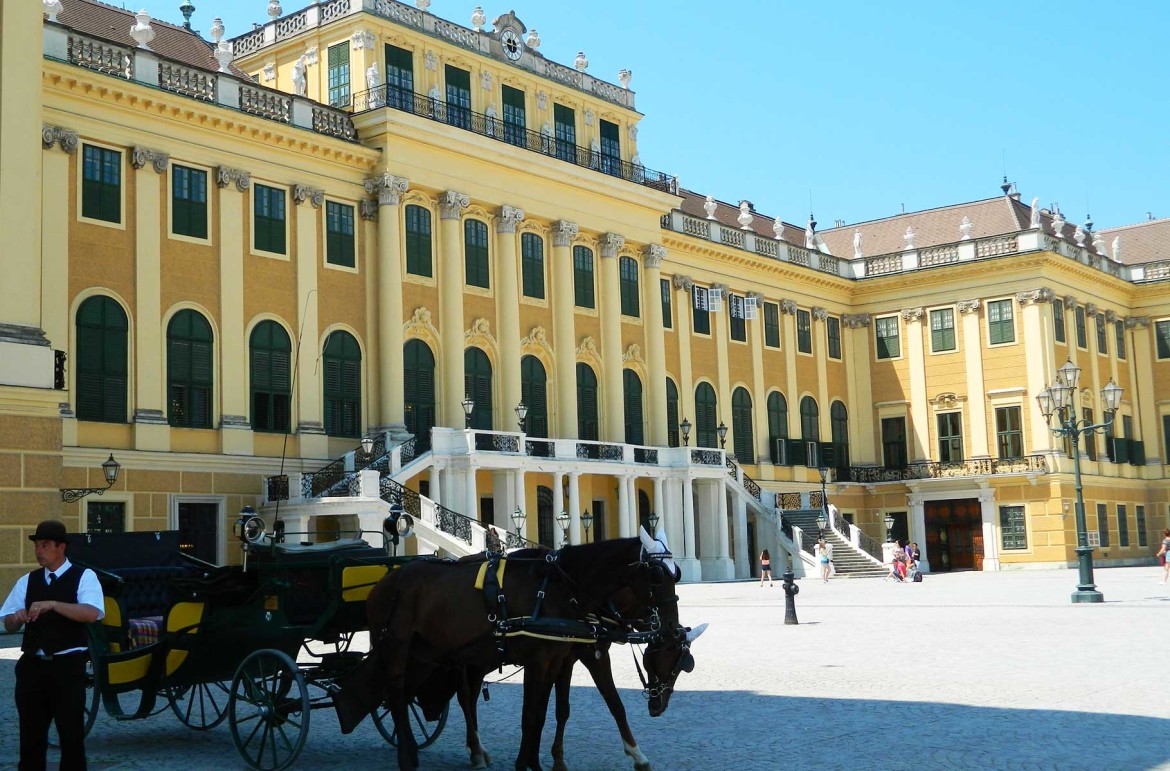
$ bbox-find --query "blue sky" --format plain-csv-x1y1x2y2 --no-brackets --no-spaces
144,0,1168,229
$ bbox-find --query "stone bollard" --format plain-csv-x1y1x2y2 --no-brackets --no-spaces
782,569,800,625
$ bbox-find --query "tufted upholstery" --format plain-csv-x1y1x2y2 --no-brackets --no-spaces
113,566,194,620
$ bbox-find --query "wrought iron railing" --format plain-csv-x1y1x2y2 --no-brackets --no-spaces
776,492,802,510
504,529,541,551
690,449,722,466
633,447,659,464
740,470,761,501
473,432,521,453
834,455,1048,482
380,476,474,546
525,439,554,458
266,475,289,502
725,456,737,478
351,84,676,194
302,455,347,498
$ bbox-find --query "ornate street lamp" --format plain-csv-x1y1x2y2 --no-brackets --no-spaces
680,418,692,447
818,465,830,522
883,512,895,542
515,401,528,432
581,509,593,543
1036,359,1123,604
815,512,828,538
648,511,660,534
60,454,121,503
462,397,475,429
717,420,728,449
556,508,570,546
360,434,375,456
511,505,526,540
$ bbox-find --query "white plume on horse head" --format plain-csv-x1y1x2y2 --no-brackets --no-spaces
684,623,708,644
638,525,679,580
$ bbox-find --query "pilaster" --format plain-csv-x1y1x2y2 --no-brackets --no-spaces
1016,289,1054,459
439,191,470,427
599,233,625,441
843,314,873,463
673,275,695,433
641,244,668,446
712,283,732,449
132,149,170,451
812,307,830,441
780,300,798,438
364,173,409,436
748,291,769,465
978,489,1000,571
40,128,75,358
957,299,989,458
901,306,928,462
549,219,577,437
219,160,260,456
1128,317,1158,463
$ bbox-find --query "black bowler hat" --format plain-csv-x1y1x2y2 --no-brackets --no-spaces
29,520,69,544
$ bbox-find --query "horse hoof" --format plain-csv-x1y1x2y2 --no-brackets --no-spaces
552,761,568,771
634,763,652,771
472,753,492,769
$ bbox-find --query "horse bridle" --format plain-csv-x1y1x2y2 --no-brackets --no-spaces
622,550,693,701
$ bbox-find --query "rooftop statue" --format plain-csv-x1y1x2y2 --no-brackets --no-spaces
1029,197,1041,229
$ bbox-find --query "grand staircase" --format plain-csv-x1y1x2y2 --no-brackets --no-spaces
780,508,888,579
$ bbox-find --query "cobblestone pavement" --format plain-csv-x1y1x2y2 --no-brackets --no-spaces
1,565,1168,770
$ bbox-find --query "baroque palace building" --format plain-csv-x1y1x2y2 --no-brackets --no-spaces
1,0,1169,586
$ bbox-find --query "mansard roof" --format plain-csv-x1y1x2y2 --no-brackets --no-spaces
1098,218,1170,265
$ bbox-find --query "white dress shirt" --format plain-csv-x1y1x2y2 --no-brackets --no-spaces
1,558,105,655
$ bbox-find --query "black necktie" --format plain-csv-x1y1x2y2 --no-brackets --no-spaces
47,573,56,585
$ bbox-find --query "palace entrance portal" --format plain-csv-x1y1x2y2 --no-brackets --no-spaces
924,498,983,571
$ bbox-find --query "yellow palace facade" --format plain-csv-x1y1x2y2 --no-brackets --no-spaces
1,0,1168,585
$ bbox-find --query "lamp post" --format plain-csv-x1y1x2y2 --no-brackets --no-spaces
556,508,570,546
462,397,475,429
717,420,728,450
1036,358,1123,604
817,465,830,525
511,505,526,542
680,418,692,447
883,512,895,543
815,512,828,539
360,434,375,457
60,454,121,503
647,511,660,535
581,509,593,543
515,401,528,433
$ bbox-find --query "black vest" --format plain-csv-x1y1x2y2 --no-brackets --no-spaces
21,565,87,654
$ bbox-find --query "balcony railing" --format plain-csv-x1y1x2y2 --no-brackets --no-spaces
832,455,1049,482
351,85,677,194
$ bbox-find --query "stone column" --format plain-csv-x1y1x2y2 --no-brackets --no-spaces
496,206,526,429
430,468,442,507
567,472,581,545
812,307,830,441
551,221,579,437
908,492,929,572
652,475,664,534
514,468,527,540
41,129,75,396
673,276,696,434
712,283,731,447
599,233,626,441
641,244,668,446
1128,317,1158,463
364,173,410,437
843,315,874,463
465,469,478,524
748,292,769,464
439,191,470,427
1017,289,1055,459
552,470,565,544
678,477,700,581
732,495,749,578
617,473,631,538
958,299,989,457
780,301,799,432
131,149,172,451
717,483,730,563
978,489,1000,571
901,307,929,462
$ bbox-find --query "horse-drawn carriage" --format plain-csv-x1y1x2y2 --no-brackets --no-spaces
71,519,442,770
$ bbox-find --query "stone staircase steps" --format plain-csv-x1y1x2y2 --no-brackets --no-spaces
782,509,887,579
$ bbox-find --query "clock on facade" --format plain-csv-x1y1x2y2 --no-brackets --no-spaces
501,28,523,61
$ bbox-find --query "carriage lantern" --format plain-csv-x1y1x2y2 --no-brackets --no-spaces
515,401,528,432
234,506,266,544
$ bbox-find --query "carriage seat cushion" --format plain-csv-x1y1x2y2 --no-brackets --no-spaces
112,566,193,620
274,538,370,554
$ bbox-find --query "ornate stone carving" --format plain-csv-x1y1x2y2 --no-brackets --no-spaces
671,274,693,291
41,125,78,153
842,314,871,329
350,29,375,49
480,70,492,90
130,146,169,173
1029,197,1041,229
404,306,433,333
521,326,548,347
1073,224,1086,247
959,216,973,241
1015,288,1053,305
364,173,409,206
957,299,981,315
216,166,251,191
902,226,916,250
359,199,378,221
737,201,753,230
812,307,828,322
773,220,785,240
900,307,924,322
599,232,625,258
703,195,717,220
439,190,470,220
641,243,666,268
1104,310,1118,324
465,317,491,340
552,220,579,246
618,69,632,89
584,109,595,126
576,336,598,357
130,10,156,48
929,392,966,410
304,46,319,65
536,91,548,110
780,299,797,315
497,206,525,234
623,344,643,363
711,282,729,296
44,1,64,22
1125,316,1150,329
262,62,276,82
1062,295,1077,309
1084,303,1098,316
747,291,765,304
628,124,638,142
424,50,437,71
292,184,324,208
1051,211,1065,237
574,51,589,71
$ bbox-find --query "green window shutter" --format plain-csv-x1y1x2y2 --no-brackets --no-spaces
445,65,471,128
827,316,842,358
522,233,545,298
599,119,620,175
250,321,291,432
405,204,433,277
167,310,213,428
573,246,594,308
576,363,598,441
623,370,644,446
553,104,576,162
666,378,679,447
76,296,128,423
327,42,351,108
1053,301,1066,343
464,219,489,288
619,257,639,317
82,146,121,223
732,388,754,463
796,309,811,353
502,85,526,146
172,165,207,239
660,278,672,329
326,201,355,267
323,332,361,437
764,303,780,347
254,185,286,254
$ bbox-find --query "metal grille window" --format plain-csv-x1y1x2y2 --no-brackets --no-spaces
937,412,963,463
82,144,121,223
729,294,746,342
875,316,900,359
253,184,286,254
731,387,754,463
882,417,907,468
764,302,780,348
1075,306,1088,349
553,104,576,163
1115,320,1126,360
1117,504,1129,547
987,299,1015,344
576,363,599,441
623,370,644,446
930,308,956,352
75,296,128,423
796,309,812,353
599,119,621,176
326,201,355,267
1053,301,1066,343
692,287,710,335
385,44,414,109
87,501,126,535
1095,314,1107,355
660,278,672,329
573,246,594,308
502,85,526,146
167,310,213,428
172,165,207,238
999,505,1027,550
464,219,489,288
619,256,640,317
327,42,350,108
767,392,788,464
1137,505,1147,547
249,321,291,433
694,382,718,448
445,65,471,129
323,331,362,438
827,316,842,359
405,204,432,277
521,233,545,298
1096,502,1110,547
995,406,1023,459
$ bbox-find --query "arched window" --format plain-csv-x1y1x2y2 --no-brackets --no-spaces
323,330,361,437
404,339,436,452
695,382,718,448
830,400,849,468
167,309,213,428
623,369,644,445
464,347,493,430
464,219,489,288
405,204,432,277
732,387,754,463
619,256,640,317
76,296,128,423
576,363,598,441
800,396,819,441
249,321,291,433
537,485,555,548
666,378,680,447
520,355,548,437
767,391,788,464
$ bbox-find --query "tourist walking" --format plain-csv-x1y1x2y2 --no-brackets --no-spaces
759,549,773,586
1,520,104,771
814,538,833,583
1157,528,1170,585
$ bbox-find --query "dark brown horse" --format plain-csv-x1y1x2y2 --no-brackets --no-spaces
336,527,702,770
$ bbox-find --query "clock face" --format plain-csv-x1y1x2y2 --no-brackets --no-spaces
501,28,522,61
